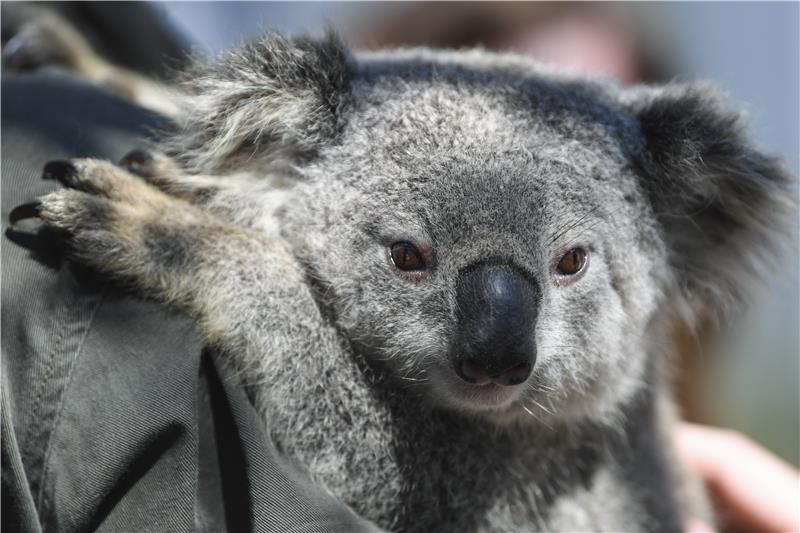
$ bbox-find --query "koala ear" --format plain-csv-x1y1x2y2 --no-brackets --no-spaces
625,83,794,314
165,31,351,173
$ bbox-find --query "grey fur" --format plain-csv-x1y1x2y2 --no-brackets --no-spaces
28,32,792,532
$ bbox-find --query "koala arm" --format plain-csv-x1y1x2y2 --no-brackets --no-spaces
12,158,337,386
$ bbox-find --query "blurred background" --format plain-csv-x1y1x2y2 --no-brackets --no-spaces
3,2,798,466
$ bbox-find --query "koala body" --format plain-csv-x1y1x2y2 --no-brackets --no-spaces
19,33,790,531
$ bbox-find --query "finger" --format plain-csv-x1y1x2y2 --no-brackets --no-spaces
686,517,716,533
677,423,800,533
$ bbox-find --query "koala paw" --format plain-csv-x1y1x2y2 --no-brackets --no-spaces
10,158,206,276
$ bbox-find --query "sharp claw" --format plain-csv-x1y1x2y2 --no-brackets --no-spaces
9,201,42,224
119,149,155,177
42,161,78,187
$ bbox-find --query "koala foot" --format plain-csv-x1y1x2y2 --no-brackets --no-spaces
3,15,92,73
2,15,179,117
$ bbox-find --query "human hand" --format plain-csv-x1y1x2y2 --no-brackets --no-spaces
677,423,800,533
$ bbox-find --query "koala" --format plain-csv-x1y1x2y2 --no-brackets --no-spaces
11,32,792,531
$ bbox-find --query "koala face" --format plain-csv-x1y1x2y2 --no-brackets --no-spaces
284,60,669,424
174,37,789,427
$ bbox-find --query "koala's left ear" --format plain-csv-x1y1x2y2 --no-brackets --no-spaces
625,82,794,312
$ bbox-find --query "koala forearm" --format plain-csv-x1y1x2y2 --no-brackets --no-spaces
114,211,335,378
25,158,332,375
177,229,335,372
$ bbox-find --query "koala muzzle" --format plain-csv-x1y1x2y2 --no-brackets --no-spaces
452,263,538,387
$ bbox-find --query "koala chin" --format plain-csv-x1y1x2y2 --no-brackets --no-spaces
24,31,793,532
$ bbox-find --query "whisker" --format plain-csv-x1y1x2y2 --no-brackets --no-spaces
397,376,428,383
547,204,604,245
522,404,553,430
529,398,555,416
529,382,555,392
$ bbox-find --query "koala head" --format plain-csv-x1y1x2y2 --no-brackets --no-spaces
170,34,791,426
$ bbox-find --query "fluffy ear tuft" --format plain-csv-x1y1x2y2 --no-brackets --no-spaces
626,82,795,315
163,31,352,174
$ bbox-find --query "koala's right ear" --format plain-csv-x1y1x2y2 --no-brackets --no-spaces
624,83,794,315
164,31,351,173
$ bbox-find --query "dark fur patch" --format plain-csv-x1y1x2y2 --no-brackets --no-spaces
190,185,220,204
143,223,196,269
78,194,113,228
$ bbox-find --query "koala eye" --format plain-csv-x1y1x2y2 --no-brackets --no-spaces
556,247,588,276
389,241,425,271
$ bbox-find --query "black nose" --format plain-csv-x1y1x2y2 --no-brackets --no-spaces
452,263,538,386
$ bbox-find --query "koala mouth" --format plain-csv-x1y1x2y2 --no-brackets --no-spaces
430,362,528,411
447,376,525,411
455,358,533,387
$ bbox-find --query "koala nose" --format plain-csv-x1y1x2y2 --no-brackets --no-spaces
452,263,538,386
